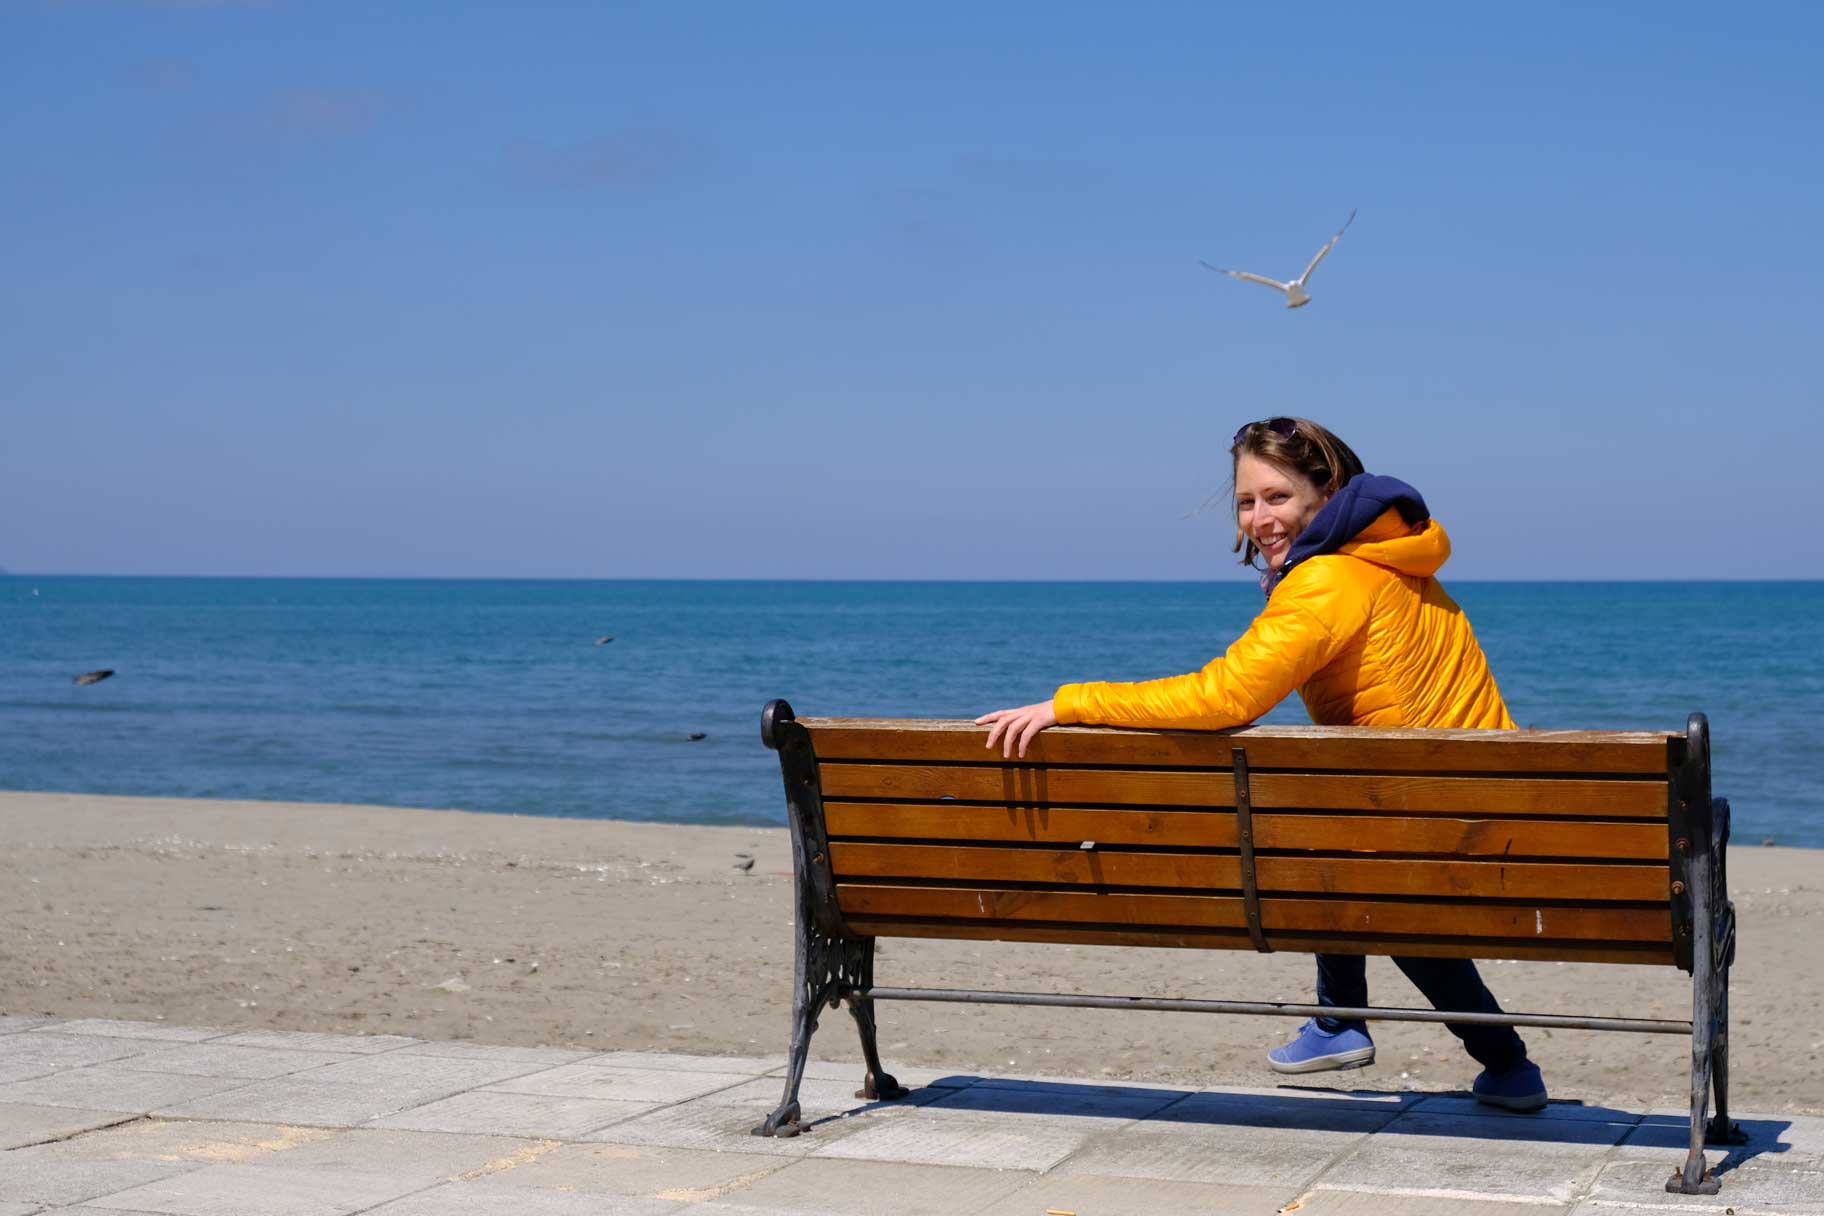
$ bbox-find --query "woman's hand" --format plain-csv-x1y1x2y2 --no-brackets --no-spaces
974,700,1059,759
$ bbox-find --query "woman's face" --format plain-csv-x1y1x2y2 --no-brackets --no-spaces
1234,453,1333,573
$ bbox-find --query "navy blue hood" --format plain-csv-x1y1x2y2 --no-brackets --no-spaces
1263,473,1429,596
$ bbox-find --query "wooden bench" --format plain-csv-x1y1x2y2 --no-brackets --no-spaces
750,699,1743,1195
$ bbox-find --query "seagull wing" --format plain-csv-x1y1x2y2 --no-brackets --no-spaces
1199,261,1290,294
1295,209,1357,286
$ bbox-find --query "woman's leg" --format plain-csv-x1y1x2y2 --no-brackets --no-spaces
1314,953,1370,1034
1391,956,1528,1070
1268,954,1377,1072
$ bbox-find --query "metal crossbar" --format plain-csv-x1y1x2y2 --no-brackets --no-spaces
846,985,1693,1036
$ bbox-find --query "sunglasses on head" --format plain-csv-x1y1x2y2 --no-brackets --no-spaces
1231,417,1299,448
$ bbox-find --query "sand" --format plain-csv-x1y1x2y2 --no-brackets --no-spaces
2,790,1819,1114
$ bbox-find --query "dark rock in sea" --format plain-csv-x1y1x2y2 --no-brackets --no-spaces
594,635,614,645
688,732,707,741
74,669,114,686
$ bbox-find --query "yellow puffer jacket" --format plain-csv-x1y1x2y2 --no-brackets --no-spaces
1053,509,1514,730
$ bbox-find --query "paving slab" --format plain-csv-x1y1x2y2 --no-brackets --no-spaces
0,1102,136,1150
1316,1117,1624,1205
0,1149,197,1207
80,1163,433,1215
1050,1119,1367,1186
292,1050,545,1093
785,1058,978,1089
1407,1093,1647,1123
52,1021,224,1044
0,1034,151,1083
392,1041,595,1066
808,1108,1133,1172
362,1178,685,1215
484,1062,754,1103
1579,1157,1824,1212
1379,1109,1638,1148
700,1075,948,1122
1301,1191,1574,1216
686,1156,1034,1215
207,1030,419,1055
114,1044,349,1081
30,1120,337,1165
254,1127,552,1181
591,1051,782,1074
469,1142,791,1200
920,1078,1185,1122
367,1089,656,1139
973,1174,1303,1216
1627,1108,1824,1156
585,1100,871,1158
1150,1087,1411,1133
0,1064,253,1113
150,1078,449,1127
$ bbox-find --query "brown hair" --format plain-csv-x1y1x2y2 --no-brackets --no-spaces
1229,417,1366,568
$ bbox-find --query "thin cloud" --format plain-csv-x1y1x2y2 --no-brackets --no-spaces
123,56,201,91
253,87,386,139
508,127,715,189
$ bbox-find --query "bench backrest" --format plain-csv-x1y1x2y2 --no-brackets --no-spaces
778,714,1710,970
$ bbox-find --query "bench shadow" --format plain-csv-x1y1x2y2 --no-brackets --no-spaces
817,1074,1794,1171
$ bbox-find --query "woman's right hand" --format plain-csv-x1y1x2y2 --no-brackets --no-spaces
974,700,1059,759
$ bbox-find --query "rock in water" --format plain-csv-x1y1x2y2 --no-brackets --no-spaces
687,732,707,741
74,669,114,686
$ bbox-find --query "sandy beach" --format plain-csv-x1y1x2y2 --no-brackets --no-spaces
2,790,1819,1115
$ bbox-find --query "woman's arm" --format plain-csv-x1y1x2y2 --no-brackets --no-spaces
1057,565,1371,731
979,563,1370,756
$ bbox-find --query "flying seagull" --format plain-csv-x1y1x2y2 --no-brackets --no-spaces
1201,209,1356,309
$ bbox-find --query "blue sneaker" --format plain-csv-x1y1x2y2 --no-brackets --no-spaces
1473,1060,1547,1112
1267,1019,1375,1074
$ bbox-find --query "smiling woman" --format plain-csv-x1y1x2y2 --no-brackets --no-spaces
975,415,1550,1112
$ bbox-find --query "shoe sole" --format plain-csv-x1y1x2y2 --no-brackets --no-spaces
1475,1091,1547,1113
1267,1047,1376,1075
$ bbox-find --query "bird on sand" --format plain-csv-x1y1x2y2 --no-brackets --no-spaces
1200,210,1356,309
74,669,114,686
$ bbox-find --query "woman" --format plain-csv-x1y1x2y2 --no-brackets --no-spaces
976,416,1547,1112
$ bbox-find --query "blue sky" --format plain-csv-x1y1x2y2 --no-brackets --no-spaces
4,2,1820,580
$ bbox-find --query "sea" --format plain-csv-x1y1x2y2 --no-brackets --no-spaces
2,577,1819,846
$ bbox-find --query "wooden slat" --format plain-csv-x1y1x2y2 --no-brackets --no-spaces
1253,814,1668,861
841,918,1675,966
807,719,1673,774
829,843,1670,902
825,803,1240,848
833,842,1241,889
819,764,1668,819
823,803,1668,861
836,884,1670,943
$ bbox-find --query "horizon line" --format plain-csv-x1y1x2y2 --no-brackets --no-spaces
5,572,1823,586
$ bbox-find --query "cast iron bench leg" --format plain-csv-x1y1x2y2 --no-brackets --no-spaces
753,926,905,1135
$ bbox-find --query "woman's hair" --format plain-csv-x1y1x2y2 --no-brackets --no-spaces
1229,417,1366,568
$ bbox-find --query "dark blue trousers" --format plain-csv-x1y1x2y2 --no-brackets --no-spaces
1313,953,1528,1071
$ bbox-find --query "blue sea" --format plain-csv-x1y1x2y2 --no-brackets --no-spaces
2,578,1819,846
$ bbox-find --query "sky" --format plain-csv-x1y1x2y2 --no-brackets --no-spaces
3,2,1821,581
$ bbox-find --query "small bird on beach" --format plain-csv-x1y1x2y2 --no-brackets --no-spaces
1201,209,1356,309
74,669,114,686
594,635,614,645
734,852,755,873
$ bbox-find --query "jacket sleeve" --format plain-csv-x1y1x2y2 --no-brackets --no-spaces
1052,562,1371,730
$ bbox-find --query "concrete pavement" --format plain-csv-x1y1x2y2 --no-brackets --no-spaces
0,1015,1818,1214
